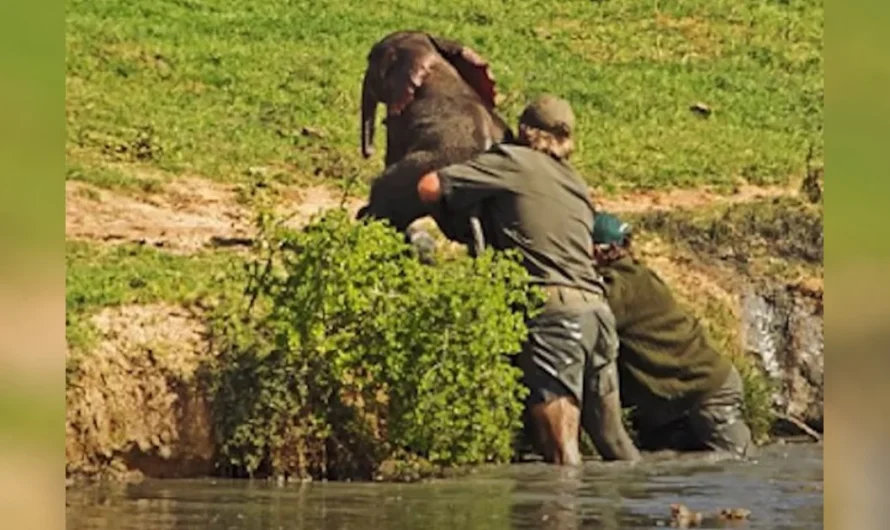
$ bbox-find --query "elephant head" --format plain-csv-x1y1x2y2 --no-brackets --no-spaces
360,31,499,159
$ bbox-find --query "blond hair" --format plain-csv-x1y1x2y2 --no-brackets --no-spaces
517,123,575,160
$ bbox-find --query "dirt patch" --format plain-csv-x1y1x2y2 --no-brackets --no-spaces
65,303,217,480
593,183,796,215
67,171,795,254
66,179,250,253
66,178,364,253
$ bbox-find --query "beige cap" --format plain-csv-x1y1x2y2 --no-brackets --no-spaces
519,94,575,137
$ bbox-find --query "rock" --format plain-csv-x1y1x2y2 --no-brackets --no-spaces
669,503,703,528
741,282,824,432
689,102,712,118
719,507,752,520
668,504,751,527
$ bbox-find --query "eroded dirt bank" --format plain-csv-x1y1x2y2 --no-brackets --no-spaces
65,304,216,480
65,173,823,481
66,178,366,253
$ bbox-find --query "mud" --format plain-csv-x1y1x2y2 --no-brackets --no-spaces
628,196,824,432
66,179,364,253
66,304,217,480
630,195,823,269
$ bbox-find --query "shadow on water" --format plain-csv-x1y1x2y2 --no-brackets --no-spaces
66,443,823,530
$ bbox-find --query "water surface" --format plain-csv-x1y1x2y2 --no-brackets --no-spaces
67,442,822,529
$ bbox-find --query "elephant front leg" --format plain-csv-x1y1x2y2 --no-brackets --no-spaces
428,204,485,257
467,208,486,257
360,150,452,232
359,149,486,259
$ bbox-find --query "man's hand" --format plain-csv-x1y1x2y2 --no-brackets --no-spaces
417,171,442,204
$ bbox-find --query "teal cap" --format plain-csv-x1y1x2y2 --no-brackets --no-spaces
593,212,631,245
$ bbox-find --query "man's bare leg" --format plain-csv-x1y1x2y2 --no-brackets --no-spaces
530,396,582,466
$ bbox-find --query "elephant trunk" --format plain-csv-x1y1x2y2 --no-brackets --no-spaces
360,69,377,159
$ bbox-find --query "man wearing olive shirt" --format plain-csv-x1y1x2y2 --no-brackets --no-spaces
415,95,641,465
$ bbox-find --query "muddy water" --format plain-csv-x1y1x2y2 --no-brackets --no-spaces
67,443,822,530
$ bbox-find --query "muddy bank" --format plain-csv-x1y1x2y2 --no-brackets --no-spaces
66,180,823,482
66,279,822,484
66,304,217,480
627,194,824,433
633,195,823,271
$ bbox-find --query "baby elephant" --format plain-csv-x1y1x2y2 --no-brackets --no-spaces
356,30,514,249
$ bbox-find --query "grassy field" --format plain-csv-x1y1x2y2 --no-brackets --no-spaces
66,0,823,193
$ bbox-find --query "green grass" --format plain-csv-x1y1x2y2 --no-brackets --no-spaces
65,0,823,192
66,241,242,350
67,163,165,194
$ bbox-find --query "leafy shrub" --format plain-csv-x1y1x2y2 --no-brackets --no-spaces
208,208,543,480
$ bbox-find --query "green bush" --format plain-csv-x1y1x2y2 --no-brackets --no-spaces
208,208,543,480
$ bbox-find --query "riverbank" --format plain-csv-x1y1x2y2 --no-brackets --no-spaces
66,0,822,483
65,170,823,483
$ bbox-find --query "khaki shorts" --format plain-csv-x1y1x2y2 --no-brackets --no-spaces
516,286,619,408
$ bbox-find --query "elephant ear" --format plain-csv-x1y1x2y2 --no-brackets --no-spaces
427,34,498,110
383,47,436,117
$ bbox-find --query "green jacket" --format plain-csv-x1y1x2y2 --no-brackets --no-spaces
600,256,732,412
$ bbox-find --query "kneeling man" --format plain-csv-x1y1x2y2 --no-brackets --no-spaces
592,212,755,457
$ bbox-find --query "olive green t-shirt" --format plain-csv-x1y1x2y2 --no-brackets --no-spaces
438,143,605,296
600,256,732,408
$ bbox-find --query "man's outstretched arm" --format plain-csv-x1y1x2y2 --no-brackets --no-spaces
418,170,444,204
